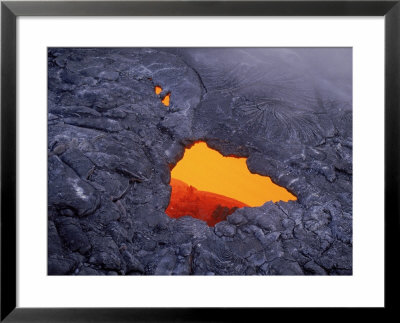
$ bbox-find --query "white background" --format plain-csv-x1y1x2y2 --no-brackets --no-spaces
17,17,384,307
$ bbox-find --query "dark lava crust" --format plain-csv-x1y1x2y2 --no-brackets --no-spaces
48,48,352,275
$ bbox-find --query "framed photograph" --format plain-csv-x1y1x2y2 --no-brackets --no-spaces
1,0,398,321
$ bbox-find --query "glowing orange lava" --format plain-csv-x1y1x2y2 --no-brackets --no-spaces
161,93,170,106
166,141,297,226
154,85,162,95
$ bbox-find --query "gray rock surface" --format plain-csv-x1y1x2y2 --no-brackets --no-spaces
48,48,352,275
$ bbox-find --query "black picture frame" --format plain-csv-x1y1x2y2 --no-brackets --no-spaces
1,0,399,321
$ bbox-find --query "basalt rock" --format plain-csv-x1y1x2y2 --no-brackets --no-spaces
48,48,352,275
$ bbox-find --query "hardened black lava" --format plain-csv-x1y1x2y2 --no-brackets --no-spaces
48,48,352,275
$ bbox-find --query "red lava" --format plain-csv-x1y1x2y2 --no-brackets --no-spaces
165,178,248,226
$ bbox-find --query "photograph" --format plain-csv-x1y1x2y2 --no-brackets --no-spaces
2,0,398,318
47,47,353,276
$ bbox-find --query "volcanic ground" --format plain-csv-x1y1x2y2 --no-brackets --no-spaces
48,48,352,275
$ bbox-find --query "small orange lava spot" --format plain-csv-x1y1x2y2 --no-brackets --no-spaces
162,93,171,106
154,85,162,95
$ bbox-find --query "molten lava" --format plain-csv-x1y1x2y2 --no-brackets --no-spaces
154,85,162,95
153,83,170,106
161,93,170,106
166,179,248,226
166,141,297,226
